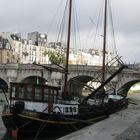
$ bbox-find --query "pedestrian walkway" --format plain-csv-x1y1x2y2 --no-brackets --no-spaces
114,116,140,140
58,95,140,140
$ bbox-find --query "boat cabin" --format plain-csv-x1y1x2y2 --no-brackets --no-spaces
10,82,60,102
9,82,79,115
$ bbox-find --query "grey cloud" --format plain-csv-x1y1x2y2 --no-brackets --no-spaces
0,0,139,63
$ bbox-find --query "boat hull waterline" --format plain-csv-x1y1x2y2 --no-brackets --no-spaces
2,98,128,136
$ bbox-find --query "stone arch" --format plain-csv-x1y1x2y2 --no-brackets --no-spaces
117,79,140,97
17,72,39,82
68,75,96,99
20,76,48,85
0,78,8,91
16,69,51,83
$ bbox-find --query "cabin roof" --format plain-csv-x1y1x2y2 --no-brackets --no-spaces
10,82,61,90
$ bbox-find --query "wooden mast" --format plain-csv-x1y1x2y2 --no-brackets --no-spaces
63,0,72,99
81,0,127,103
102,0,107,83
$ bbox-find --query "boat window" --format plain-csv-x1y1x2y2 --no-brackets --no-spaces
70,107,72,112
35,87,42,101
18,87,24,99
53,90,57,100
65,107,68,113
49,89,52,94
26,85,33,100
44,88,49,101
11,86,16,98
74,107,77,112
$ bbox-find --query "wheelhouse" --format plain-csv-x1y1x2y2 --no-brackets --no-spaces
9,82,79,115
10,82,60,102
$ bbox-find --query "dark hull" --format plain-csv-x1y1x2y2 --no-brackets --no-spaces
107,98,128,114
2,113,16,132
2,106,108,135
2,98,128,137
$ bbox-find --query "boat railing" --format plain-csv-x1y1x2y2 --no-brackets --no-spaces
54,99,79,105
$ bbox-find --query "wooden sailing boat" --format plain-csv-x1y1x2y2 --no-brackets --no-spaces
2,0,128,137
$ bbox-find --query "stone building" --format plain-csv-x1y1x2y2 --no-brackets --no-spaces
12,33,49,64
0,32,116,66
0,36,13,63
27,31,47,46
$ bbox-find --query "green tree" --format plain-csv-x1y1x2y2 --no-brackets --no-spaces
44,51,66,65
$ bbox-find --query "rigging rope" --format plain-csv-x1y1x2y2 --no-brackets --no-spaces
108,0,117,55
56,0,68,44
33,122,47,140
72,0,82,53
46,0,64,35
92,0,105,53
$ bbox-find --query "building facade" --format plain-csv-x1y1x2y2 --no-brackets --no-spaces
0,32,117,66
0,32,49,64
0,36,13,63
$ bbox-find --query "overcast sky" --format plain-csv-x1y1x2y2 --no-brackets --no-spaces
0,0,140,64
